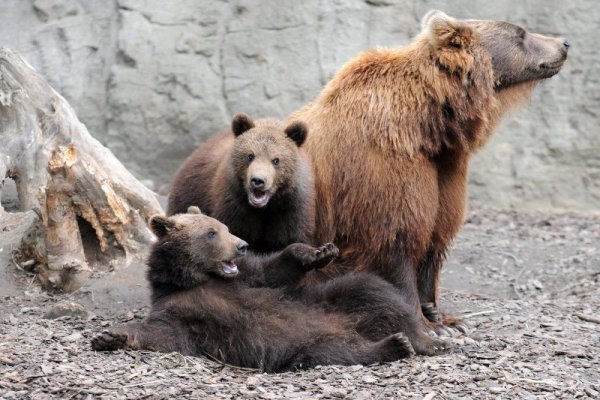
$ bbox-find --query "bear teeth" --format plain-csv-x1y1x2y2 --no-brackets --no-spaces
249,190,270,207
221,261,239,275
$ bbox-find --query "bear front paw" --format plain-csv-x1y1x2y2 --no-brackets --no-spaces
297,242,339,270
284,242,339,270
308,243,339,270
91,330,128,351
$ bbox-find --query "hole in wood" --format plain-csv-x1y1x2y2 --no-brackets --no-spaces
1,176,20,212
76,215,125,269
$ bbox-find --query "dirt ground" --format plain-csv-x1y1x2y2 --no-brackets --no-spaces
1,207,599,399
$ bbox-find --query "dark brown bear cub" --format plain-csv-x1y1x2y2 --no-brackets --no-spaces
167,114,314,253
91,208,414,372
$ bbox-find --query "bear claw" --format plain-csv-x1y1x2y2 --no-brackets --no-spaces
454,323,469,335
437,327,455,337
422,303,469,337
432,338,452,354
310,243,339,269
414,337,452,356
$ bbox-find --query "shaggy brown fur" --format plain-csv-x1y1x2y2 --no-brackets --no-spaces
167,114,314,253
168,112,449,353
298,271,449,355
290,10,569,329
91,208,419,372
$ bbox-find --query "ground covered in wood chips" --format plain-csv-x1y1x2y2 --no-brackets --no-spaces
1,208,599,399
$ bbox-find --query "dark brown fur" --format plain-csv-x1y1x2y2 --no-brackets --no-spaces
298,272,449,355
169,112,450,353
290,10,568,330
167,114,314,253
92,209,419,372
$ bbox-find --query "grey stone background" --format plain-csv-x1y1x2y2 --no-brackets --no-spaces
1,0,598,211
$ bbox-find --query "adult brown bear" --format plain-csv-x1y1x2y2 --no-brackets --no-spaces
291,10,569,332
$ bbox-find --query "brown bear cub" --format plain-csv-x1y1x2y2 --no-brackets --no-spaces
167,114,314,253
166,115,448,355
291,10,569,332
92,208,418,372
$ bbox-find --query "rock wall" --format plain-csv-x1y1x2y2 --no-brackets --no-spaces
1,0,598,210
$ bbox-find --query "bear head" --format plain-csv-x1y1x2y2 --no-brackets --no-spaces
421,10,568,90
148,206,248,286
230,113,308,209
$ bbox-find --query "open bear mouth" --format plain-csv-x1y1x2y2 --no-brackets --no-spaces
221,260,239,275
248,189,270,208
539,60,565,71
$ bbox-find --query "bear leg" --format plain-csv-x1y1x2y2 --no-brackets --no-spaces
416,247,444,320
239,242,339,289
288,331,414,371
301,272,450,355
417,247,469,335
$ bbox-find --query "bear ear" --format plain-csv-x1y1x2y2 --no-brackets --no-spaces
232,113,255,137
187,206,202,214
421,10,474,50
149,215,177,237
421,10,452,31
284,121,308,147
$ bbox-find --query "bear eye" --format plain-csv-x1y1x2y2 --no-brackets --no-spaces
272,158,280,166
207,231,217,238
247,153,255,162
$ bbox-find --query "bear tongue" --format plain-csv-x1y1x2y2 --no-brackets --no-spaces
222,260,238,275
249,190,269,207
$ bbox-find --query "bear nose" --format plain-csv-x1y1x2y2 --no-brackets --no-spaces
237,240,248,255
563,39,570,50
250,177,265,189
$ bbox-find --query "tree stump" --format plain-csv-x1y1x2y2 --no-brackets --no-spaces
0,48,163,291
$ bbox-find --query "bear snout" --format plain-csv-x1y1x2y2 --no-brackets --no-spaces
246,161,275,189
237,240,249,255
556,37,570,60
250,176,265,189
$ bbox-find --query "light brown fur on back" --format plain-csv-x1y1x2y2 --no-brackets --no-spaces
291,10,568,329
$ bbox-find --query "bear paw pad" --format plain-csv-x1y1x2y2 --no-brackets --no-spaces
306,243,339,270
91,330,128,351
387,332,416,359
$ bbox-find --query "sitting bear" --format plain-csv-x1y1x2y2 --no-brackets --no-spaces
167,114,314,253
92,208,418,372
289,10,569,332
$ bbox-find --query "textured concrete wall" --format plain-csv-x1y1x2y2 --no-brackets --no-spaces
1,0,598,210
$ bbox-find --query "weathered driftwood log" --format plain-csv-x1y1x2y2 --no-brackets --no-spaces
0,48,163,291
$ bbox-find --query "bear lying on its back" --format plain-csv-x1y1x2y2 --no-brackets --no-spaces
167,114,314,253
91,207,418,372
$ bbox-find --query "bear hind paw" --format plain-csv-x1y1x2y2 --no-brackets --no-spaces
385,332,416,359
